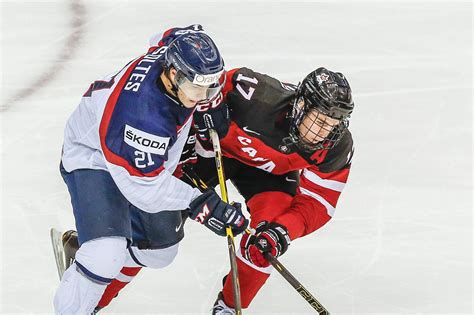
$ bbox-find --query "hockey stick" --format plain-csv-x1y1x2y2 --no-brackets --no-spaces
182,164,209,192
182,145,327,314
263,252,330,314
208,129,242,315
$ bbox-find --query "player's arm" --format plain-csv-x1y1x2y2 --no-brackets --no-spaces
275,163,351,240
241,161,352,267
101,119,248,235
274,132,354,239
101,117,201,213
100,100,248,235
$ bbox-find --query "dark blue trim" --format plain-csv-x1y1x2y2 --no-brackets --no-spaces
75,261,113,285
128,247,146,267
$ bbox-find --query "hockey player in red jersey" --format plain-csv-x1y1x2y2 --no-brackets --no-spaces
190,66,355,313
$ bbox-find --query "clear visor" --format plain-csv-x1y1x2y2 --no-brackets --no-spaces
175,70,226,102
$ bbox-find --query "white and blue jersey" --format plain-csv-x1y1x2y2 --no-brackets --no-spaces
62,26,206,213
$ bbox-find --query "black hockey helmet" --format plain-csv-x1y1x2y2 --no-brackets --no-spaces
289,67,354,152
164,32,225,102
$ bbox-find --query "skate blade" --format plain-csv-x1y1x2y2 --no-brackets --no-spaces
50,228,66,280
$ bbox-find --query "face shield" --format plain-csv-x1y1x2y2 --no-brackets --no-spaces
174,69,226,103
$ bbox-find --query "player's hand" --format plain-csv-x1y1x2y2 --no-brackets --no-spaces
188,190,248,236
178,132,197,165
241,221,291,267
193,102,230,140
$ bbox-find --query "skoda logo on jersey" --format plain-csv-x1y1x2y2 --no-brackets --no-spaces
193,70,224,85
124,124,170,155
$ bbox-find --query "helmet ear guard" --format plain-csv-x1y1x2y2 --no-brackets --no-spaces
289,67,354,152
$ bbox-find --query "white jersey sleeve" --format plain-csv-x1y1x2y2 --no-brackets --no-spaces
104,121,201,213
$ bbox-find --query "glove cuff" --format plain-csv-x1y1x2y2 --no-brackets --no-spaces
266,222,291,255
188,190,215,219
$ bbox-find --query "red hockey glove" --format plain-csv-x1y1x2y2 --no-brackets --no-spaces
241,221,291,267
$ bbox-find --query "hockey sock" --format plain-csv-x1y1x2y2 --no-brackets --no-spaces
96,267,142,308
222,257,271,308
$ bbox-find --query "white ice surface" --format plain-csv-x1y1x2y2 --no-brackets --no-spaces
0,0,472,314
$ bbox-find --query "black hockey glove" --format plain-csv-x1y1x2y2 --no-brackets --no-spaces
188,190,248,236
178,132,197,166
193,102,230,141
241,221,291,267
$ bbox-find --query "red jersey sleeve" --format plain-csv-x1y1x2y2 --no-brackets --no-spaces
275,164,351,240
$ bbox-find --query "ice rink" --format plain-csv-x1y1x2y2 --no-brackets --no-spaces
1,0,472,314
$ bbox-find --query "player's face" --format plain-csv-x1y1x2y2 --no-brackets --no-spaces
176,86,207,108
297,99,340,145
171,69,224,108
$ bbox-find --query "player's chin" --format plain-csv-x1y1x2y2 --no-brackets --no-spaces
305,134,327,144
181,99,199,108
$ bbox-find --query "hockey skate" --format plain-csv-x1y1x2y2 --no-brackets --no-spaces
212,292,235,315
50,229,79,280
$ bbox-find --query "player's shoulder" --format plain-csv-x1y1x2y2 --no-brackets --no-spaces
107,84,181,141
102,93,191,175
225,67,296,105
317,131,354,172
229,67,296,90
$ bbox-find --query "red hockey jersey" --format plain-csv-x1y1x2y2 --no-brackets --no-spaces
200,67,354,239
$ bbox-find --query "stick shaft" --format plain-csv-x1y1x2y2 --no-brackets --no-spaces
209,129,242,315
264,253,330,315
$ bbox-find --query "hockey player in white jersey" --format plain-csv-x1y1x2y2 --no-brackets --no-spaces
53,25,248,314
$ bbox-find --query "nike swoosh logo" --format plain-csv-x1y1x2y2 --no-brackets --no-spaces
175,221,183,232
243,126,261,136
285,176,297,182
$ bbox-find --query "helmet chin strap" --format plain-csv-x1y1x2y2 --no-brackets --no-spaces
164,68,180,95
170,78,180,96
163,67,185,107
